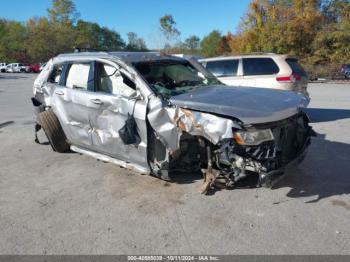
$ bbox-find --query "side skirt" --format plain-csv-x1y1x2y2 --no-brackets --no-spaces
70,145,150,175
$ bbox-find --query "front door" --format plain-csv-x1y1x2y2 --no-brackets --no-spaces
87,61,148,168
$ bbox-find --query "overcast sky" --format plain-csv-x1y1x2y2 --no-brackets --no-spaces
1,0,251,48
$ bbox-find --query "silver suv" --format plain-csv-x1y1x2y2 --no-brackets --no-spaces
32,52,314,193
200,53,309,100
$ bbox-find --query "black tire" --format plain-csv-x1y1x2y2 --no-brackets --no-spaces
39,109,70,153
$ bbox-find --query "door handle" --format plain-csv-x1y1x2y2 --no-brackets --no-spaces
90,98,103,105
55,90,64,95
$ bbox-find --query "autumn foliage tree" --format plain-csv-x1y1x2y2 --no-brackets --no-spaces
226,0,350,66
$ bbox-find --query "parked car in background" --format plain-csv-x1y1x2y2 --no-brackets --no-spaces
25,63,41,73
6,63,26,73
200,53,309,100
340,64,350,78
31,51,314,193
24,64,30,73
0,63,7,72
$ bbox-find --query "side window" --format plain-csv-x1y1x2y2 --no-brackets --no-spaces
96,63,136,97
285,58,307,77
47,65,63,84
65,63,90,90
206,60,239,77
243,58,279,76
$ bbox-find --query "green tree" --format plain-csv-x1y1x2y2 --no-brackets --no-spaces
24,0,80,62
75,20,102,49
25,17,77,62
159,14,180,40
0,20,27,62
126,32,147,51
47,0,79,24
98,27,126,50
311,0,350,63
75,20,125,51
159,14,180,51
184,35,200,51
200,30,223,57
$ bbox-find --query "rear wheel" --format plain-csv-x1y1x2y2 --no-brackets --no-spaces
39,109,70,153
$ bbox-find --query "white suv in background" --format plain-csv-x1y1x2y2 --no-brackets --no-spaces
6,63,26,73
200,53,309,99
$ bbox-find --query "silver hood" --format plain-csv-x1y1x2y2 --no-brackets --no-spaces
169,85,304,124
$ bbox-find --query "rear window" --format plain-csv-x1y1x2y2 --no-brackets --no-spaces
243,58,279,76
205,59,239,77
286,58,307,77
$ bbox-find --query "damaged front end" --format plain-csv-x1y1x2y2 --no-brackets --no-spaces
208,112,314,192
147,103,314,194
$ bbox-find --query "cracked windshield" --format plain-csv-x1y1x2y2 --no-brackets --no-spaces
134,60,220,98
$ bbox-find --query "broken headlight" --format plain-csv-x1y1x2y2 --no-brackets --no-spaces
234,129,274,146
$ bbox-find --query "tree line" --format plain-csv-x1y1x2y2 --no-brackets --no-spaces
160,0,350,77
1,0,349,74
0,0,147,63
165,1,349,60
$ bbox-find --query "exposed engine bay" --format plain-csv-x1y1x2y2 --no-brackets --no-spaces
149,111,314,194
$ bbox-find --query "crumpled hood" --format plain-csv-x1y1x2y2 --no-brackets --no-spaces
169,85,304,124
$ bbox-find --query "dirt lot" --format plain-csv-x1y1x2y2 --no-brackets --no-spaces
0,73,349,255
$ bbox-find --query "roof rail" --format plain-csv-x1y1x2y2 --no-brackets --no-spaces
238,52,277,55
73,46,105,53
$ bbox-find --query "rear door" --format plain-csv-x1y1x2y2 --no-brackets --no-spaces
51,61,95,148
242,58,280,88
87,61,148,168
205,59,242,86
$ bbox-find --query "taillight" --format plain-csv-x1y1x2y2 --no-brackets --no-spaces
293,72,301,81
276,72,301,83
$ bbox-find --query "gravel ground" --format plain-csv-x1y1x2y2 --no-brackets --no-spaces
0,73,349,255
